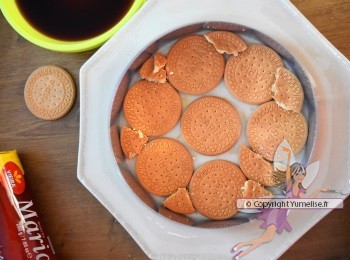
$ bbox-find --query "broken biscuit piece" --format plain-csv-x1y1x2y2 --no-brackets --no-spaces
239,144,277,186
204,31,247,55
163,188,195,215
241,180,272,199
153,52,167,73
139,54,167,83
272,67,304,112
120,126,149,159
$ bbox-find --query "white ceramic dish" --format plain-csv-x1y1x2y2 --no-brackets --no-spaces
78,0,350,259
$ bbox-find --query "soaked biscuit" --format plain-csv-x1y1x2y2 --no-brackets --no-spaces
166,35,225,95
123,80,182,136
225,45,284,104
181,96,241,155
189,160,246,220
136,138,193,196
246,101,308,161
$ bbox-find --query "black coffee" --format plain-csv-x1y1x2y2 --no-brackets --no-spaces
16,0,134,41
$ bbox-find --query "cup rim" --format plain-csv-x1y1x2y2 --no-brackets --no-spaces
0,0,145,52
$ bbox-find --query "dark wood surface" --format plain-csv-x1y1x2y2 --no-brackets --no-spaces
0,0,349,259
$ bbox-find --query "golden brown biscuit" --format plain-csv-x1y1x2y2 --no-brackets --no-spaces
153,52,167,73
110,71,130,123
189,160,246,220
110,125,124,163
181,96,241,155
246,101,308,161
225,45,284,104
120,167,157,210
163,188,195,215
239,144,276,186
241,180,272,198
136,138,193,196
166,35,225,95
120,126,149,159
139,56,167,83
204,31,247,55
123,80,182,136
24,65,76,120
158,206,194,226
272,67,304,112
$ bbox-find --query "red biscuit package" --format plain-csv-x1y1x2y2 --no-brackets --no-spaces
0,150,56,259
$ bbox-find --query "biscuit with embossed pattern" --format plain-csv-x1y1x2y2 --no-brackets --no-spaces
204,31,247,55
189,160,246,220
163,188,195,215
272,67,304,112
166,35,225,95
239,144,276,186
24,65,76,120
181,96,241,155
120,126,149,159
136,138,193,196
246,101,307,161
123,80,182,136
225,45,284,104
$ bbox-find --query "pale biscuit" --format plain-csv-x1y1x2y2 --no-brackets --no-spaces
24,65,76,120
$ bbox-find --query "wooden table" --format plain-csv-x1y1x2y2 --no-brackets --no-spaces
0,1,349,259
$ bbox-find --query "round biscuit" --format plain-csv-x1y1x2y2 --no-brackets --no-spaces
189,160,246,220
246,101,308,161
123,80,182,136
120,167,157,210
24,65,76,120
136,138,193,196
224,44,283,104
166,35,225,95
181,96,241,155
